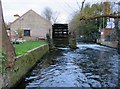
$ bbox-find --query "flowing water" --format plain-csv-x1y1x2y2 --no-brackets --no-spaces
17,43,120,88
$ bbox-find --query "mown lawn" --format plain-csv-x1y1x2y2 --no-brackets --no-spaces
14,41,46,56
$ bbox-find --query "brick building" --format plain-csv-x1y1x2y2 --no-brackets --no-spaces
98,28,118,48
100,28,117,41
10,9,52,40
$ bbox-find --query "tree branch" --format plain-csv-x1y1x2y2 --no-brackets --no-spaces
80,14,120,20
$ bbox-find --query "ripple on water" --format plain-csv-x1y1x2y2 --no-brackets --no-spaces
88,79,101,87
17,44,120,88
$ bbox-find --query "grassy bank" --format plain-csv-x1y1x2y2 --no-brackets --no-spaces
14,41,46,56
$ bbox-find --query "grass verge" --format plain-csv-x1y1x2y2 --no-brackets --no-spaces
14,40,46,56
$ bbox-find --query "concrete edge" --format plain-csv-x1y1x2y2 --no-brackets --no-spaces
8,44,49,87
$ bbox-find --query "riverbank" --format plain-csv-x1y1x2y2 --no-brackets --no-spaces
17,43,120,88
14,40,46,56
8,44,49,87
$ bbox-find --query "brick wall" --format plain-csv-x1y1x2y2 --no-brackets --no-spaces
101,28,114,40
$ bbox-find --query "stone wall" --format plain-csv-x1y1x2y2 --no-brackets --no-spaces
0,0,15,62
0,17,2,50
0,0,16,88
97,40,118,48
9,44,49,87
0,5,2,88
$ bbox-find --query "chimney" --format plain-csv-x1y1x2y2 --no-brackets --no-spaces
14,14,20,20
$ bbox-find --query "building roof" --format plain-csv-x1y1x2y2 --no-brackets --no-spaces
10,9,52,26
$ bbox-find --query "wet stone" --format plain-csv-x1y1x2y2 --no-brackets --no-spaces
87,75,101,79
88,79,101,87
82,83,91,87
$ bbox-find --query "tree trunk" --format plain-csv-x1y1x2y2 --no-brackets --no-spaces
118,38,120,54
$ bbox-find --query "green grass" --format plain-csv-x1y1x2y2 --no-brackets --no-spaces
14,41,46,56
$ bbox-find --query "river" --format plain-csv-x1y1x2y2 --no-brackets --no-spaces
17,43,120,88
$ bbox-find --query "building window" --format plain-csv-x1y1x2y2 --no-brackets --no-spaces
24,30,30,36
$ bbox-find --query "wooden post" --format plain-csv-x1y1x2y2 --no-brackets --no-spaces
118,40,120,54
115,18,120,54
117,2,120,54
0,0,15,88
69,32,77,49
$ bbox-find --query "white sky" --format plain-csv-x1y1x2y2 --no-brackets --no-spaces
1,0,119,23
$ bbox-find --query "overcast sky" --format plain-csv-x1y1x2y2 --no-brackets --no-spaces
1,0,119,23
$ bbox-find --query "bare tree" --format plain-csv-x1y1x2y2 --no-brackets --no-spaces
43,7,53,21
42,7,59,24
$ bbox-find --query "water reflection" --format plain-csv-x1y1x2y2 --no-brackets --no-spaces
17,43,120,88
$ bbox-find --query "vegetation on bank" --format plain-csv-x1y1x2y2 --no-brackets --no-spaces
14,40,46,56
69,1,112,40
0,50,7,75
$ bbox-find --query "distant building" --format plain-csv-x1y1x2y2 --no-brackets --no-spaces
10,9,52,40
100,28,117,41
98,28,118,48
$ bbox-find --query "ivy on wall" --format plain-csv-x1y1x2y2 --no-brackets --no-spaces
0,50,7,75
